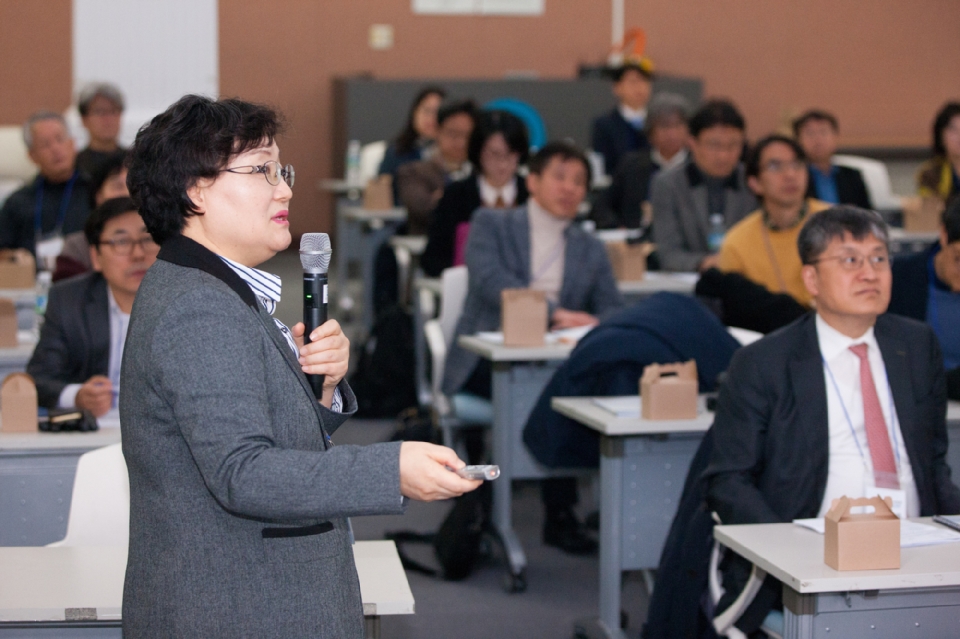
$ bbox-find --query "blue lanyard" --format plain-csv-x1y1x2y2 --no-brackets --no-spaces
34,171,78,241
822,352,901,471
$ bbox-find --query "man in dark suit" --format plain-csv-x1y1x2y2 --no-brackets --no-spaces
591,56,654,176
27,197,157,416
704,206,960,634
794,109,872,209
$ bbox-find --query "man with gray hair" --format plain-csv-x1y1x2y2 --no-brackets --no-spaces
703,205,960,634
76,83,126,179
0,112,91,261
593,92,691,229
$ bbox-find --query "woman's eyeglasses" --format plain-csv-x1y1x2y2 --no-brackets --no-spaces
221,160,295,188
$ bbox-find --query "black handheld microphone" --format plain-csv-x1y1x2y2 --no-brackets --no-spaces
300,233,332,399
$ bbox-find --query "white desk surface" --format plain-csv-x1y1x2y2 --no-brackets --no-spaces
948,400,960,422
616,271,699,295
551,396,713,436
0,288,36,300
0,426,121,452
0,540,413,623
388,234,427,255
340,205,407,223
317,178,364,194
714,519,960,595
457,335,574,362
888,228,938,243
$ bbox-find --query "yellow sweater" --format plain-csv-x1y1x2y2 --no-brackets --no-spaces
717,199,829,307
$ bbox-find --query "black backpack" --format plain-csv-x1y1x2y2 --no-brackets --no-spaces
387,482,492,581
349,305,418,418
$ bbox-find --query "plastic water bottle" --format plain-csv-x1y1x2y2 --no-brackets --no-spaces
345,140,362,187
707,213,725,252
36,270,52,316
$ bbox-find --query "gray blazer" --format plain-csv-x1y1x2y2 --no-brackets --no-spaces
120,236,404,638
650,160,757,272
442,206,623,395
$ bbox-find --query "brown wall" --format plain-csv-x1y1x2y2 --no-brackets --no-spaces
0,0,73,123
4,1,960,235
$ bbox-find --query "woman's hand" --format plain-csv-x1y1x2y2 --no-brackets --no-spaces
291,320,350,408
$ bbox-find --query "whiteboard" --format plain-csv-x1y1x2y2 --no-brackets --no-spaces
412,0,544,15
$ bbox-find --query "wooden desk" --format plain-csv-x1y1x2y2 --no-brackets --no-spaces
0,541,413,638
457,335,576,591
714,520,960,638
0,427,121,546
551,396,714,639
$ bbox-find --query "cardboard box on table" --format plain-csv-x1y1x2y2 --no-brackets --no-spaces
363,175,394,210
0,372,38,433
0,249,35,289
824,496,900,571
501,289,547,347
640,360,698,419
901,196,944,232
0,298,18,347
606,241,654,282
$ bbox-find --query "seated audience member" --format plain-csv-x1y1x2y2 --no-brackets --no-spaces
421,110,530,277
53,150,130,282
890,196,960,399
593,92,691,230
393,99,478,207
378,85,446,178
718,135,829,306
793,109,872,209
0,112,92,262
917,102,960,209
650,99,756,272
76,83,126,180
27,197,158,417
444,142,623,554
704,206,960,634
591,55,654,175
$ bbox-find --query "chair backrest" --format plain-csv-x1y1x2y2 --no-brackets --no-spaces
438,266,469,347
360,140,388,185
832,154,901,211
0,125,34,181
48,443,129,547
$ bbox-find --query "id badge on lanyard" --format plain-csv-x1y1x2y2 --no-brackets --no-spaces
34,173,76,271
35,235,64,272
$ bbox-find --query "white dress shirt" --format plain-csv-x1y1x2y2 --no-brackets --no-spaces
219,256,342,413
478,176,517,208
619,104,646,129
815,314,919,517
58,287,127,410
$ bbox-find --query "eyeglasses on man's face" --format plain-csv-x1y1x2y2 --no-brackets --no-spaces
811,253,890,272
99,235,158,256
221,160,295,188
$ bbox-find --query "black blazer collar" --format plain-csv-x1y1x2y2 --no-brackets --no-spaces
157,234,258,309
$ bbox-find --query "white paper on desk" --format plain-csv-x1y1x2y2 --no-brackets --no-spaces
794,518,960,547
591,396,640,417
475,325,593,346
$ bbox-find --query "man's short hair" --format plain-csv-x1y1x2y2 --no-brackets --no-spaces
85,196,138,247
792,109,839,137
127,95,283,245
527,141,592,186
943,196,960,244
688,99,746,138
645,92,691,134
437,99,479,127
797,205,889,265
610,58,655,82
467,109,530,168
746,135,807,179
932,102,960,158
22,111,67,150
77,83,125,116
88,150,129,207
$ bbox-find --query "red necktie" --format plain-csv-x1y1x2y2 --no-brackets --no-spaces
849,343,900,489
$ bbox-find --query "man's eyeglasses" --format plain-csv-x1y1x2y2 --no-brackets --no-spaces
99,236,158,256
811,253,890,271
762,159,805,174
221,161,295,188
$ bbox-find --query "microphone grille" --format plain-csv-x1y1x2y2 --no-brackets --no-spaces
299,233,332,273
